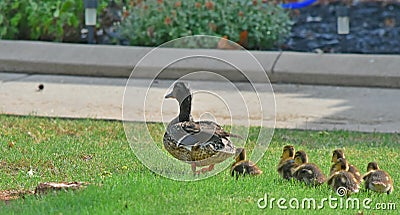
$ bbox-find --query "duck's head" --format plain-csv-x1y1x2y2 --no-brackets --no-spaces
367,161,379,171
234,148,247,163
334,158,349,172
331,149,345,163
294,150,308,165
280,145,295,159
165,82,191,102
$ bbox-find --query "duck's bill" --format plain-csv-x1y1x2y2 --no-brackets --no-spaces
165,92,175,99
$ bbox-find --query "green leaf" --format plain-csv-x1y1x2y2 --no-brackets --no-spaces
11,2,20,9
53,9,60,18
0,27,7,38
10,13,21,27
60,0,74,13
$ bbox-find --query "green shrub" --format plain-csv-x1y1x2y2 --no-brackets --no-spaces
0,0,83,42
119,0,292,49
0,1,23,39
0,0,125,42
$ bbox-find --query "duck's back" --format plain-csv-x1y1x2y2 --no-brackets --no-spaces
364,170,393,193
328,171,359,193
163,120,235,166
293,163,326,186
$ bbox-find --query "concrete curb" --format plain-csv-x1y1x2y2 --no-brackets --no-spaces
1,40,400,88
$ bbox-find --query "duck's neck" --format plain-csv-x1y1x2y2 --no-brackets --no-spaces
178,95,191,122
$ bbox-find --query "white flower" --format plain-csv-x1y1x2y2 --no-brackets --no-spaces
28,167,34,177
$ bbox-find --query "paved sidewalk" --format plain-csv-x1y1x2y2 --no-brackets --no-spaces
1,72,399,133
2,40,400,88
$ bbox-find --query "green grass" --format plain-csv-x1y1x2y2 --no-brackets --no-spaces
0,115,399,214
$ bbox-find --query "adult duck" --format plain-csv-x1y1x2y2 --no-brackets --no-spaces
163,82,236,174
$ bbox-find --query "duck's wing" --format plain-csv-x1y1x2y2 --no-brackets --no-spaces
196,120,242,139
168,121,234,152
179,121,232,139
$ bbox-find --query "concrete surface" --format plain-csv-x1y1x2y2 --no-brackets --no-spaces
1,72,399,133
1,40,400,88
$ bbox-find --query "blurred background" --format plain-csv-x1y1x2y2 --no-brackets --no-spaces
1,0,399,54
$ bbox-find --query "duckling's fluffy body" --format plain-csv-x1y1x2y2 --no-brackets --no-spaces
277,145,296,180
363,162,393,194
327,158,360,195
328,171,360,195
291,150,326,186
330,149,362,184
231,148,262,179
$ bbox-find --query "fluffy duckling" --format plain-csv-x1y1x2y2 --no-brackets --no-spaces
277,145,296,180
327,158,360,195
231,148,262,180
291,150,326,186
363,162,393,194
330,149,362,184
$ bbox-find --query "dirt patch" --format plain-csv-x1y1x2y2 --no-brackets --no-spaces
1,182,87,202
0,190,33,201
34,182,87,195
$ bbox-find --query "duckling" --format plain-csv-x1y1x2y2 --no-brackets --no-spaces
291,150,326,186
163,82,237,174
327,158,360,195
330,149,362,184
277,145,296,180
231,148,263,180
363,162,393,194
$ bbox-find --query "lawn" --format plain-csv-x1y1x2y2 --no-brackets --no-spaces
0,115,399,214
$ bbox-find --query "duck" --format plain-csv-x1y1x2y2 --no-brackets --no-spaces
327,158,360,195
231,148,263,180
291,150,326,186
277,145,296,180
362,162,393,194
330,149,362,184
163,82,236,174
